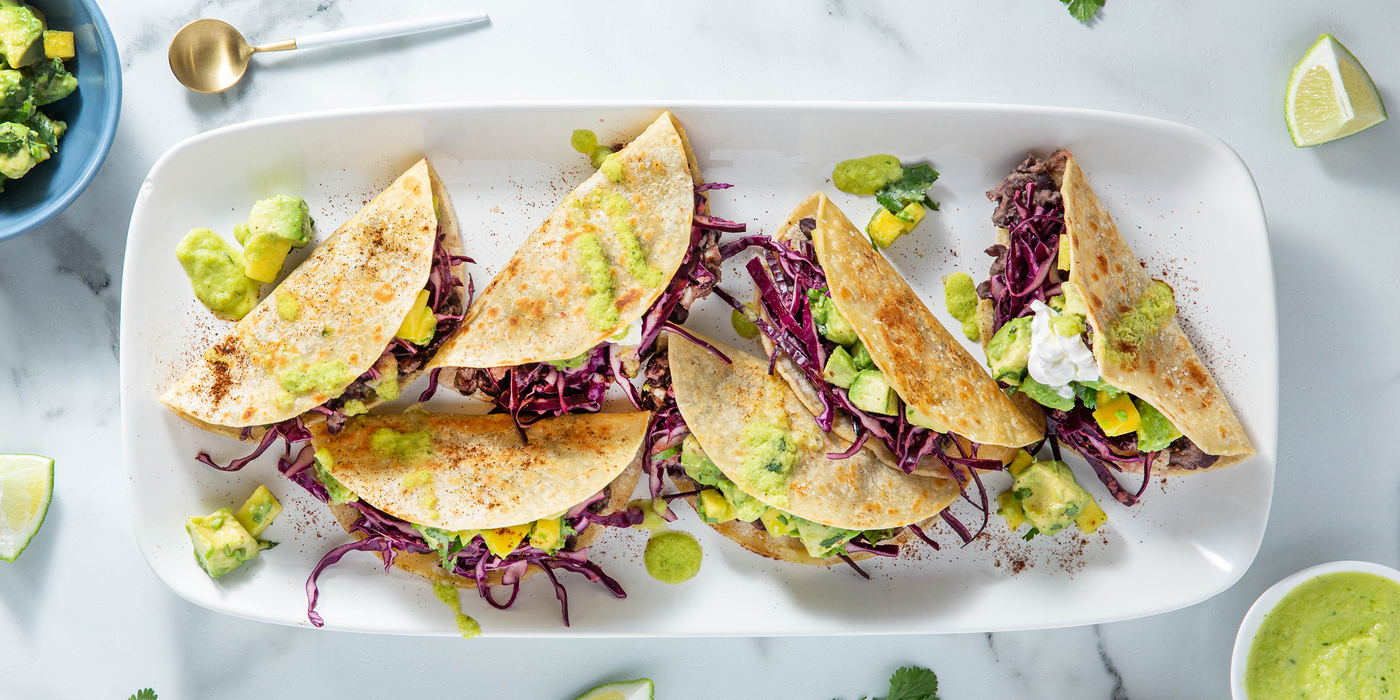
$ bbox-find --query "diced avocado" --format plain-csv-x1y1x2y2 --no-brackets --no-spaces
850,340,875,370
175,228,260,321
0,6,43,69
794,519,857,559
905,404,948,433
24,57,74,105
1092,391,1140,436
241,233,293,284
41,29,70,59
186,507,270,578
996,490,1028,532
23,5,44,30
807,290,859,346
395,289,437,346
696,488,736,524
0,119,33,178
866,207,914,249
248,195,313,247
234,485,282,538
848,369,897,415
1050,312,1086,338
312,448,358,505
822,346,859,389
0,69,30,122
759,508,801,538
1133,398,1183,452
480,524,532,558
986,317,1032,385
1011,460,1102,537
528,516,564,554
26,109,61,152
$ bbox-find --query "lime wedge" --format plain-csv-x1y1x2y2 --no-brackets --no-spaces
573,679,654,700
1285,34,1387,147
0,454,53,562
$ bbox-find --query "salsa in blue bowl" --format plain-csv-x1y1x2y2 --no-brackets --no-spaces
0,0,120,242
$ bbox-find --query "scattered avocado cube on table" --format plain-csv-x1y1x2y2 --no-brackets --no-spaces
234,485,282,539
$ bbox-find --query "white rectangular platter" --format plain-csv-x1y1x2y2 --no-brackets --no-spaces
121,102,1276,636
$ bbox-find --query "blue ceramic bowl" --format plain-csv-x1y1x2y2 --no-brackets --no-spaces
0,0,121,242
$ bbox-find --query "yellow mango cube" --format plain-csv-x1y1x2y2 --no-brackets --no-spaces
1075,499,1108,534
697,488,735,524
1092,391,1141,437
43,30,73,59
480,523,532,558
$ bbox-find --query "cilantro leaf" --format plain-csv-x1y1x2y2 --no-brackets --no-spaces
884,666,939,700
1061,0,1104,22
129,690,157,700
1022,527,1041,541
874,164,939,213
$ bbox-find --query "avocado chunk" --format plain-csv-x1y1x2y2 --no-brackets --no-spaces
848,368,897,415
807,289,859,346
248,195,314,247
850,339,875,370
175,228,261,321
822,345,859,389
987,316,1032,385
793,519,858,559
234,485,282,538
26,109,62,155
186,507,271,578
1133,398,1183,452
395,289,437,346
0,6,42,69
759,508,801,538
905,404,948,433
1004,460,1106,537
0,119,33,178
0,68,30,122
24,56,73,105
528,516,566,554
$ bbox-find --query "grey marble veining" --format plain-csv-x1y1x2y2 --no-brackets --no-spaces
3,0,1399,698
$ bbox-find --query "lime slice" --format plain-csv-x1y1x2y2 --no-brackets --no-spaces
573,679,654,700
0,454,53,562
1285,34,1387,147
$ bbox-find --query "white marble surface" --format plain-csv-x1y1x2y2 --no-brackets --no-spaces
1,0,1397,697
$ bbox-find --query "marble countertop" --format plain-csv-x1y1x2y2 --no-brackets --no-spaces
3,0,1398,697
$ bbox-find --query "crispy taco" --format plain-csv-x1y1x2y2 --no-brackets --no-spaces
976,151,1253,506
425,112,742,443
714,193,1042,490
647,332,959,572
162,159,470,465
286,410,649,627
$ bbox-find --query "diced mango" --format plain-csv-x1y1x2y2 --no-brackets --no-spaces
395,289,437,346
1058,232,1071,270
697,488,735,524
996,490,1028,531
893,201,926,225
1092,391,1141,437
1075,499,1107,534
1007,449,1035,477
42,30,72,59
480,523,532,557
528,517,562,553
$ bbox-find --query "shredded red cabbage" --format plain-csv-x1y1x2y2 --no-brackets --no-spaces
1045,407,1152,506
278,443,642,628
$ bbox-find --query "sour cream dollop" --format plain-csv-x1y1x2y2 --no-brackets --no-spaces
1027,300,1099,398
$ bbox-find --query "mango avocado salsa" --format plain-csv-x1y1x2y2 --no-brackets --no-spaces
0,4,76,190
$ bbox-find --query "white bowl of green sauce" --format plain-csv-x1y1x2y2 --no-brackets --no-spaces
1231,560,1400,700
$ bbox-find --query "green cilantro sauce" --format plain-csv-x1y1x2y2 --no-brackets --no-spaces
731,308,760,339
599,190,664,287
573,232,620,332
738,421,798,508
175,228,261,321
644,531,702,585
432,583,482,639
312,449,357,505
1105,280,1176,366
278,361,352,396
369,428,432,462
570,128,614,169
942,272,980,341
275,292,300,321
1246,572,1400,700
832,154,904,195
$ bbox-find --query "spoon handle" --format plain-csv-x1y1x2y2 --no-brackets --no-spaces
293,12,489,51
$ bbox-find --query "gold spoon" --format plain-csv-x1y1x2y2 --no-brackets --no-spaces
168,13,489,94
